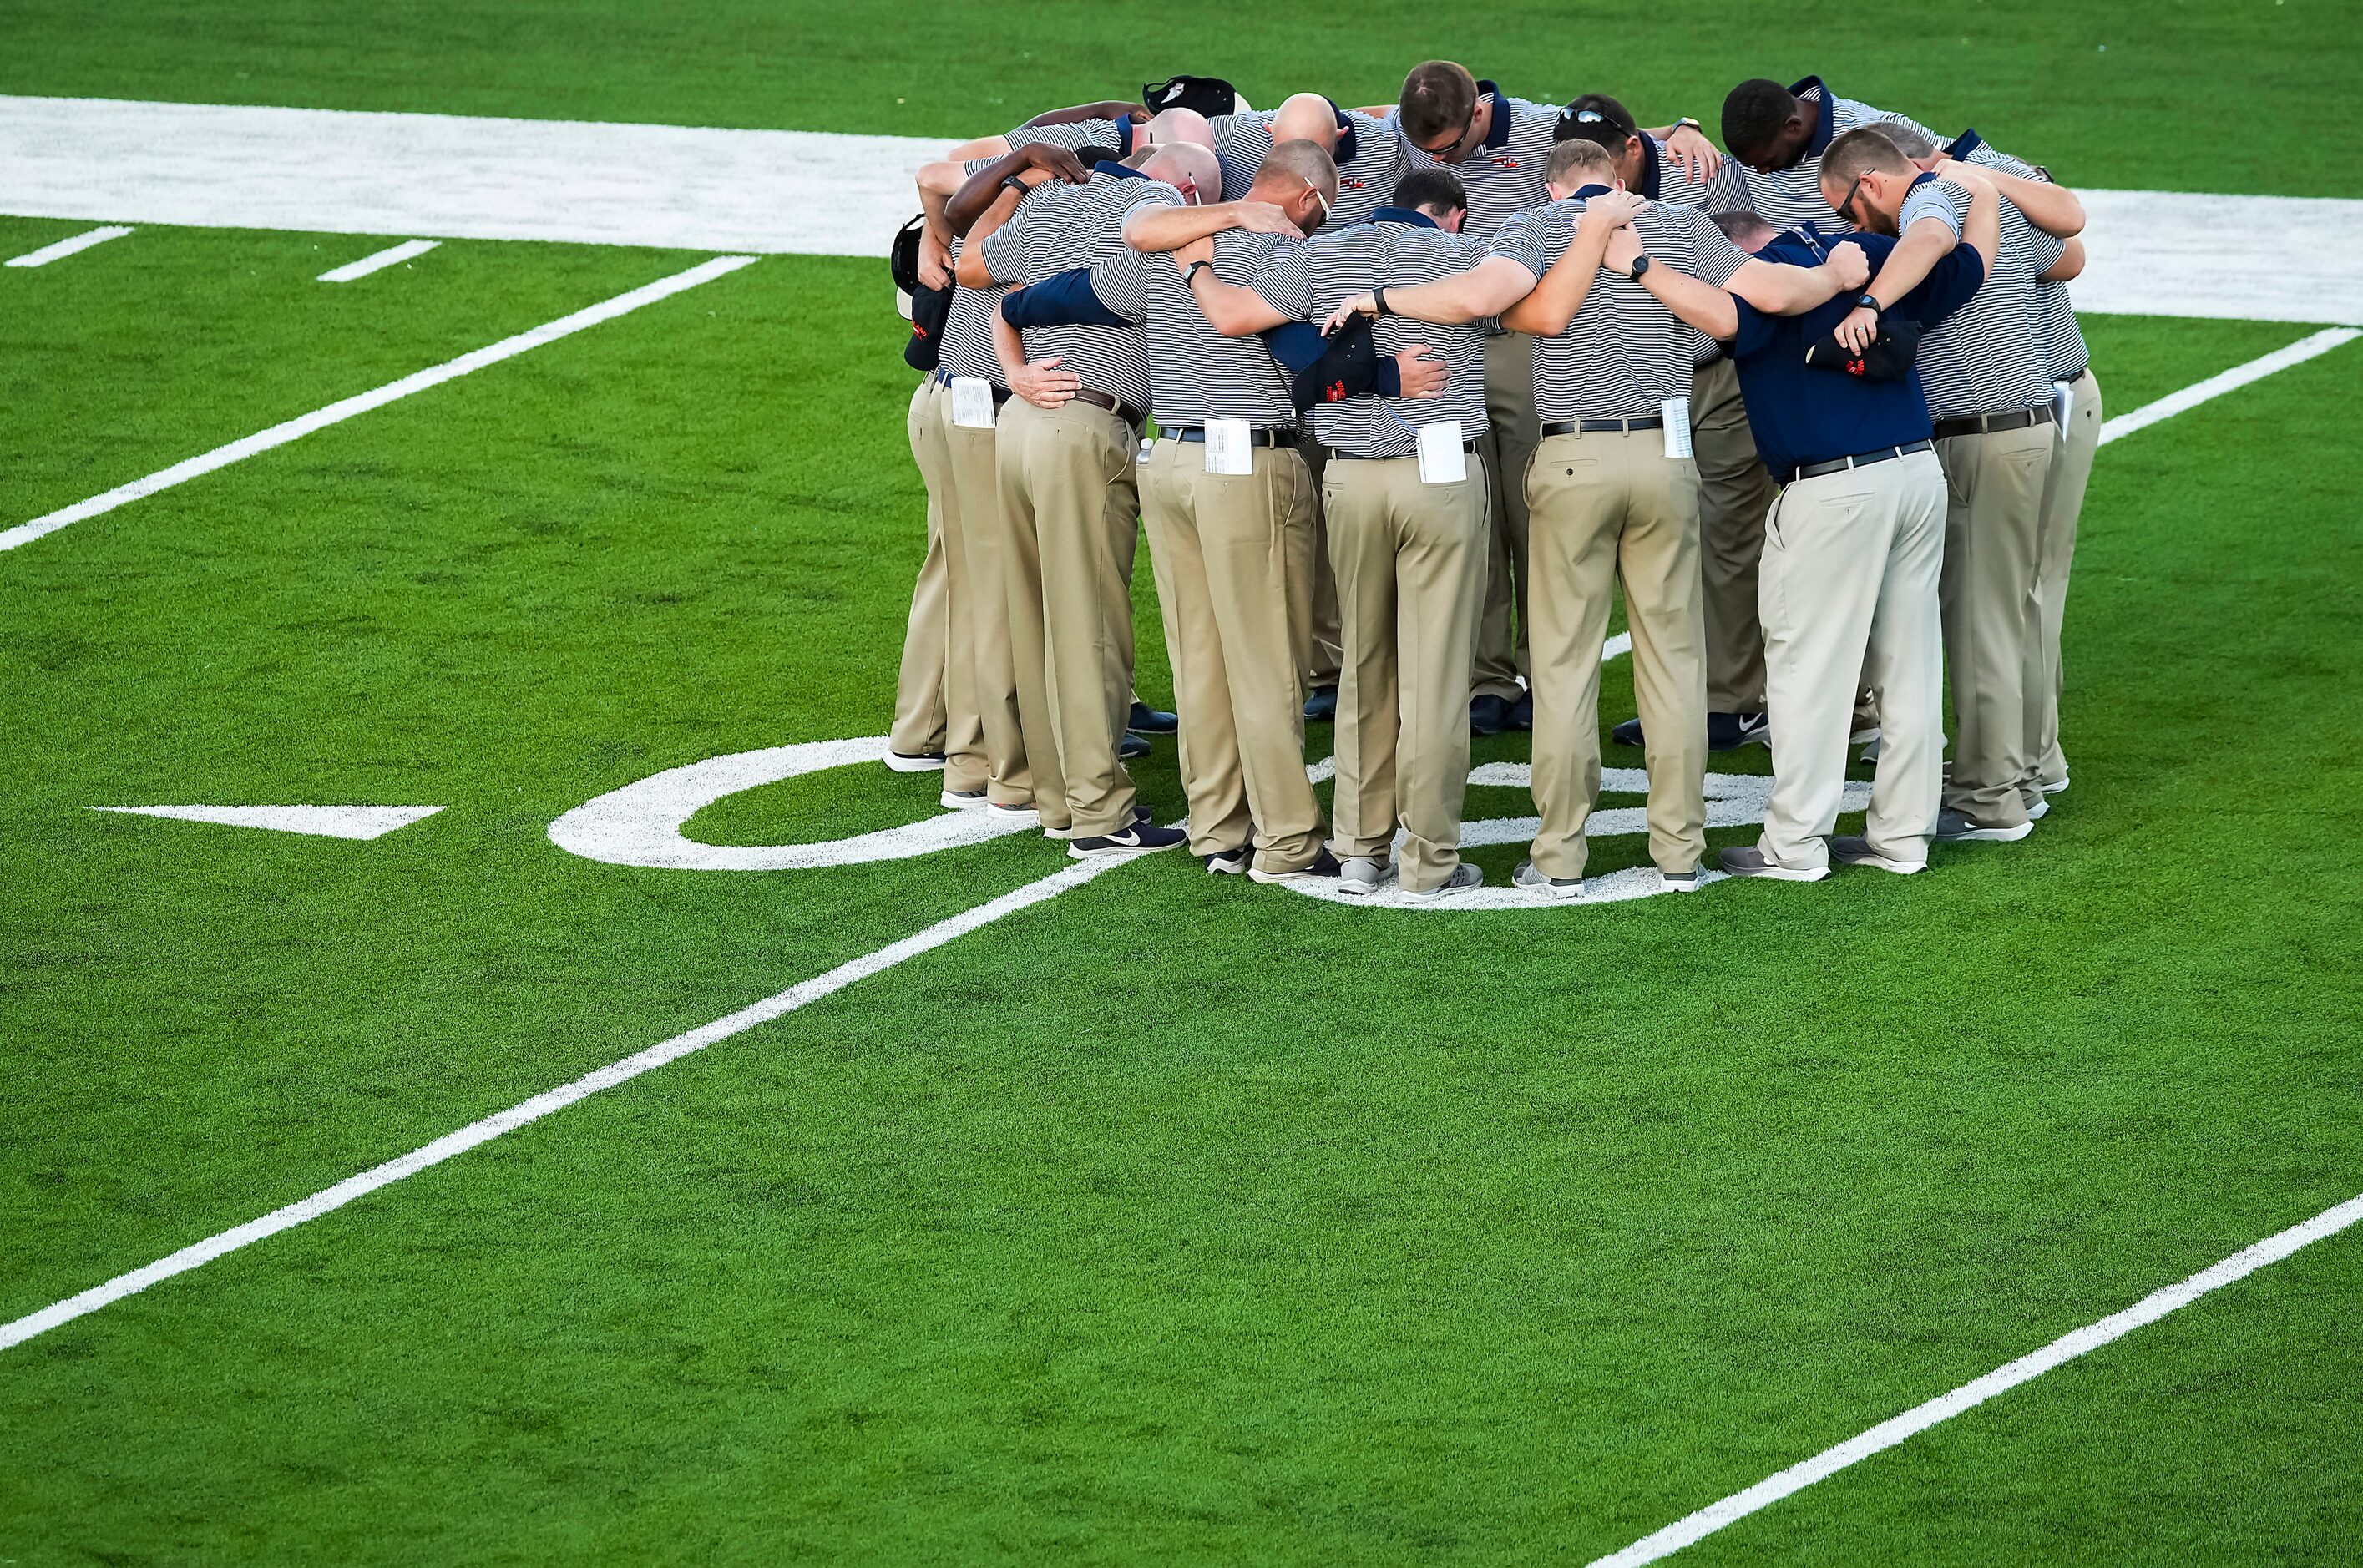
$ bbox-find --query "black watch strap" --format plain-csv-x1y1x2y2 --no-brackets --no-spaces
1374,286,1391,316
1185,259,1212,284
1856,292,1882,313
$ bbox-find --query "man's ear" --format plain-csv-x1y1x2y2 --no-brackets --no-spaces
1445,208,1468,234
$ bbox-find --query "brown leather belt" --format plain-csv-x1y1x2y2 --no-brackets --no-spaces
1933,406,2055,441
1541,416,1666,437
1070,387,1144,426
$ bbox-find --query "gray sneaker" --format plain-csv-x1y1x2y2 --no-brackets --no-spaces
1512,859,1585,901
2039,774,2071,796
1718,845,1829,882
1403,862,1485,902
2025,797,2051,821
1335,857,1388,896
1829,835,1926,874
1934,808,2032,842
1657,866,1705,893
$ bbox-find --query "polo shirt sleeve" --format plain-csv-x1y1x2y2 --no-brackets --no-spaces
1667,208,1749,287
1007,119,1116,154
977,214,1028,286
1897,242,1987,328
1087,249,1150,324
1488,207,1554,281
1701,162,1753,216
1248,241,1314,321
2027,222,2067,275
1899,178,1970,240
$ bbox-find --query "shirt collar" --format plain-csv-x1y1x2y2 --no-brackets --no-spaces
1789,73,1837,154
1571,182,1614,201
1475,79,1512,149
1637,133,1662,200
1116,119,1135,156
1371,205,1439,229
1946,128,1985,159
1095,160,1148,180
1322,97,1359,164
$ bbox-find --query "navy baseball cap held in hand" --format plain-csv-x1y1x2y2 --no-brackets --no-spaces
1292,316,1382,411
1143,75,1248,117
1804,313,1925,382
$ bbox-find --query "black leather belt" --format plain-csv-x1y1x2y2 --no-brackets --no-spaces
1327,440,1479,462
1933,407,2055,440
1070,387,1145,426
1779,439,1933,485
930,369,1011,405
1168,427,1286,447
1541,416,1666,437
2062,366,2090,385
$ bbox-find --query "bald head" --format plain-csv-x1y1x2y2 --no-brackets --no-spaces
1142,106,1217,151
1269,92,1342,149
1247,139,1339,233
1140,141,1222,205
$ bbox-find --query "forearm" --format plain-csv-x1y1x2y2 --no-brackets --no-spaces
2039,236,2085,283
1025,99,1141,129
1127,203,1246,253
919,185,955,246
954,187,1021,288
1726,257,1845,316
1867,219,1957,307
1188,274,1289,336
1499,225,1613,336
949,149,1042,236
1637,264,1738,340
1988,169,2084,236
942,136,1009,162
992,311,1028,382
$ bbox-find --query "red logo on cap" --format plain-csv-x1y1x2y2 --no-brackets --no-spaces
1324,379,1348,402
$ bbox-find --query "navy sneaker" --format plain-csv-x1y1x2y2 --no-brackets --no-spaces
1610,716,1645,747
1303,685,1338,722
1202,846,1251,875
1119,732,1151,761
1470,694,1513,736
1128,701,1179,736
1708,711,1771,751
1506,690,1534,731
1247,848,1343,885
1934,808,2032,842
1068,822,1189,858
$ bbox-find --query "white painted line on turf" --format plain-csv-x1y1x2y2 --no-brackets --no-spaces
0,253,757,554
1604,631,1632,662
1589,1189,2363,1567
4,223,131,267
0,849,1136,1353
318,237,438,281
89,804,443,839
2098,326,2360,447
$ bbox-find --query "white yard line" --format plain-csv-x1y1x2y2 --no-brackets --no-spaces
4,223,132,267
1590,1190,2363,1565
318,237,438,281
0,253,756,554
0,850,1133,1352
2099,326,2360,446
3,96,2363,321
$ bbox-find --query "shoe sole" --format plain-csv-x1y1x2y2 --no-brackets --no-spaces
883,753,947,773
2039,776,2071,796
1040,827,1072,842
1404,878,1485,902
1940,822,2035,843
1707,731,1771,753
1334,882,1381,896
1723,863,1830,882
1658,875,1704,893
1247,866,1332,884
1833,855,1926,874
1512,873,1584,901
939,792,989,812
986,807,1040,823
1066,837,1187,859
1206,861,1249,877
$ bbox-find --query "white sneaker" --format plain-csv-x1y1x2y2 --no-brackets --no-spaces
1657,867,1704,893
940,788,988,812
883,750,947,773
2026,797,2051,821
1335,857,1388,896
2040,774,2071,796
1403,863,1485,902
1512,859,1584,900
1829,836,1926,874
1718,845,1829,882
1934,808,2033,843
985,801,1040,825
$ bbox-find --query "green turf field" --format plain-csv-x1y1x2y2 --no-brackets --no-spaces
4,7,2362,1563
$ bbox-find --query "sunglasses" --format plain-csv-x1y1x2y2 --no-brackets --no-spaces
1421,110,1481,162
1834,174,1868,227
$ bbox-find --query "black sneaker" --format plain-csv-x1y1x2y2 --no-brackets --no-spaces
1128,701,1179,736
1707,711,1770,751
1119,732,1151,761
883,750,947,773
1934,807,2032,842
1202,846,1251,875
1303,685,1338,722
1247,848,1343,884
1506,690,1534,731
1470,694,1513,736
1068,822,1189,858
1611,716,1645,747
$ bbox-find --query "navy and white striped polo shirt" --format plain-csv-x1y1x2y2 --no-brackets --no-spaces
1952,136,2089,382
1897,174,2065,419
1247,208,1492,458
1090,230,1303,431
941,123,1121,387
1209,103,1405,231
1491,191,1752,422
1738,76,1940,229
979,168,1182,411
1391,81,1561,243
1637,132,1753,213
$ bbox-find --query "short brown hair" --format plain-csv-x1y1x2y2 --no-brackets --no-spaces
1819,126,1913,190
1545,138,1616,189
1399,60,1478,146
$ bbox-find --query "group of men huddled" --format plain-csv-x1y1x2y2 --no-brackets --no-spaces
884,63,2098,901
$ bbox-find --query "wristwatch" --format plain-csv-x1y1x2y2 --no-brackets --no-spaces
1373,286,1392,316
1184,259,1213,285
1628,254,1652,281
1854,292,1882,313
1000,174,1030,198
1674,116,1703,134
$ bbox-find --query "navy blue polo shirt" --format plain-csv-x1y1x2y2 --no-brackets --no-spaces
1729,225,1988,479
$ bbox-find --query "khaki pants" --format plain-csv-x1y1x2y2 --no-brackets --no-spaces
1693,357,1781,715
996,396,1141,837
1757,452,1948,869
1471,331,1538,703
1139,438,1324,870
1323,448,1489,893
2027,369,2102,799
898,379,986,791
1525,430,1707,879
941,393,1036,809
1293,434,1343,690
1936,420,2054,828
